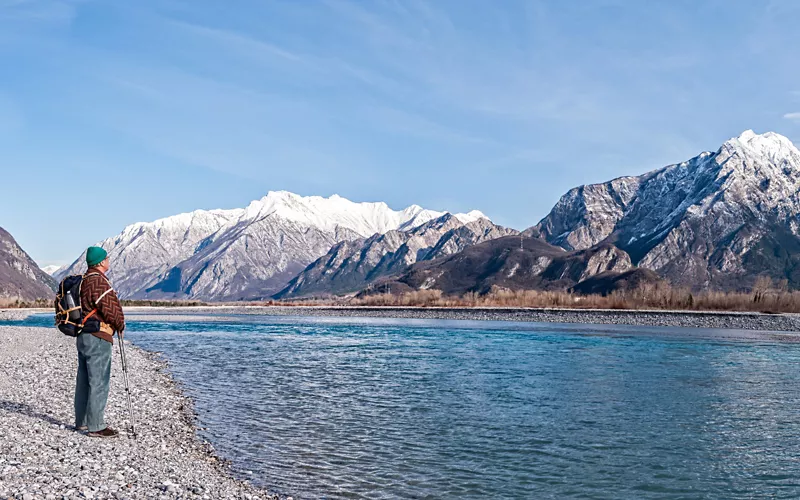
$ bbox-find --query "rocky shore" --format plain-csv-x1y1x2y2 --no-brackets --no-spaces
0,309,45,321
0,326,278,500
124,306,800,333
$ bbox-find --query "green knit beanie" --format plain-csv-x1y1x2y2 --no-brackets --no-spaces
86,246,108,267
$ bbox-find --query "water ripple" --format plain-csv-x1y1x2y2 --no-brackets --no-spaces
122,317,800,499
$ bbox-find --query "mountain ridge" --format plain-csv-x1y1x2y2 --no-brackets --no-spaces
277,214,516,299
52,130,800,300
362,130,800,297
531,130,800,290
56,191,493,300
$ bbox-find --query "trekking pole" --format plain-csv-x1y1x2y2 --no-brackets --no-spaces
117,334,137,439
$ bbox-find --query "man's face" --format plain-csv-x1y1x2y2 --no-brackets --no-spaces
100,257,110,272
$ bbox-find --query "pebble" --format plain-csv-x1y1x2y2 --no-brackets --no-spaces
0,308,42,321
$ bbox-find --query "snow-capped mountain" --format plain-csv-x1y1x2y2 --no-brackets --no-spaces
56,208,242,296
530,130,800,290
41,265,61,276
277,213,516,298
0,227,56,301
57,191,491,300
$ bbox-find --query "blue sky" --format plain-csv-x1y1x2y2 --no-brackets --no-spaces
1,0,799,267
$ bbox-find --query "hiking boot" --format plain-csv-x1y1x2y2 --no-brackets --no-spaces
87,427,119,438
75,425,88,432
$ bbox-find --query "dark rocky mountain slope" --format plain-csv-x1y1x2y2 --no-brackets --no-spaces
0,227,56,302
377,236,635,296
277,214,516,298
569,269,664,296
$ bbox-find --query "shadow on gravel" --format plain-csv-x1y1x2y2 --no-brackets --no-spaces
0,399,71,428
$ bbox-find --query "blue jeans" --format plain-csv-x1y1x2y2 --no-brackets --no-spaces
74,334,112,432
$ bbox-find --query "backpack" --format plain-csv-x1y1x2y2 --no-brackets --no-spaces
55,274,104,337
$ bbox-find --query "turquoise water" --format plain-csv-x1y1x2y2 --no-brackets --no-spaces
19,315,800,498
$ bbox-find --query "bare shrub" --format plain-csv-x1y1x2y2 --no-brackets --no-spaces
0,297,51,309
340,283,800,313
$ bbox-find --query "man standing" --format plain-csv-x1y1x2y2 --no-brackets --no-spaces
75,246,126,438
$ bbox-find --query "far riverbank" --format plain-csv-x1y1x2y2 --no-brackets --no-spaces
123,305,800,332
5,305,800,332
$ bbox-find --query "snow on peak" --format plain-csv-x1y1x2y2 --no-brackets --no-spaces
738,129,757,141
121,207,243,238
41,265,61,275
400,204,425,216
454,210,489,224
74,191,489,269
236,191,488,237
723,130,799,162
91,192,488,255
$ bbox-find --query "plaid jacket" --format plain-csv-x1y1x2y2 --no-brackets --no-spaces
80,267,125,343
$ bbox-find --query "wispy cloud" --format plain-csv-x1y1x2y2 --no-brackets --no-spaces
150,1,679,160
357,105,500,146
168,19,304,63
0,0,77,23
78,1,735,189
785,112,800,122
126,9,513,158
83,64,330,176
163,16,409,98
313,0,699,144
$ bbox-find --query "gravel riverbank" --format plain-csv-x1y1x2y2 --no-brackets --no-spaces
0,309,46,321
0,326,278,500
124,306,800,333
